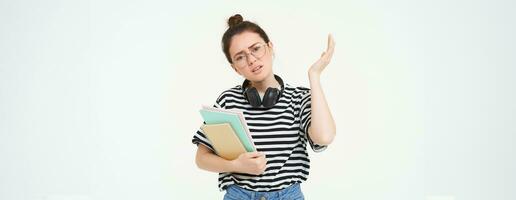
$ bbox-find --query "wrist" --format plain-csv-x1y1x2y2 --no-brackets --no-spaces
226,159,239,173
308,71,321,81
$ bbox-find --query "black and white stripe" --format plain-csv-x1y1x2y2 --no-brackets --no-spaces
192,83,327,192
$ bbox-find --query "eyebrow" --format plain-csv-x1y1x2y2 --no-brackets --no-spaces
233,42,262,57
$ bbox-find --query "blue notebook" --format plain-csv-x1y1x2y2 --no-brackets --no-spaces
199,106,256,152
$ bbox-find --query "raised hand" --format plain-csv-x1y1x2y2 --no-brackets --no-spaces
309,34,335,77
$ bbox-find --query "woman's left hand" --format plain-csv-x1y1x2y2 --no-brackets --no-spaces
309,34,335,77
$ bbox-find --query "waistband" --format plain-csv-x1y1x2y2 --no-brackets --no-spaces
226,182,301,198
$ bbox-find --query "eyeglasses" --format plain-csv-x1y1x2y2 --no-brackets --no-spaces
232,43,268,69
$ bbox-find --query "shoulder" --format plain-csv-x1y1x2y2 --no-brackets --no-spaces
215,85,244,103
283,83,311,103
221,85,243,95
284,83,310,95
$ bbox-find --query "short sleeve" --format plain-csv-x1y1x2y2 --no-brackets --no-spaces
192,123,215,151
299,88,328,153
191,92,226,152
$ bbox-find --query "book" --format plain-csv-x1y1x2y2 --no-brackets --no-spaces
200,123,247,160
199,106,256,152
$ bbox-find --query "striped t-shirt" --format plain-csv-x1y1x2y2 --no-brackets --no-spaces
192,83,327,192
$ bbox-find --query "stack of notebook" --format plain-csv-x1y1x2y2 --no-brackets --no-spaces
199,106,256,160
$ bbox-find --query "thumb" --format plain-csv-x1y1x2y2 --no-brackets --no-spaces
246,151,264,158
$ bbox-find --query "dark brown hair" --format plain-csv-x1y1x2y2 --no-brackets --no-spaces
221,14,271,64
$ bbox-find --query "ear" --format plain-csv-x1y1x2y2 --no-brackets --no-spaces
268,41,275,58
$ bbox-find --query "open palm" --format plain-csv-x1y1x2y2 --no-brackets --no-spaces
309,34,335,76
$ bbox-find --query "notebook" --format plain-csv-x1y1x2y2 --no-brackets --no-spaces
200,123,247,160
199,106,256,152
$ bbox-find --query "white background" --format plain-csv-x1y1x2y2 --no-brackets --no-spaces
1,0,514,199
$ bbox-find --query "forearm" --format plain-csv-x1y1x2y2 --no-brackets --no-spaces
307,72,336,145
195,145,235,173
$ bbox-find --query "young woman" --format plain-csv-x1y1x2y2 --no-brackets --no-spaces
192,14,336,200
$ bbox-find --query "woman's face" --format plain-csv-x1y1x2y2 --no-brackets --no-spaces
229,31,274,82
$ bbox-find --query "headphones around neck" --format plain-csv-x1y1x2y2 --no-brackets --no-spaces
242,74,285,108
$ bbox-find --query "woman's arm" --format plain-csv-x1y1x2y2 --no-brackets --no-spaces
195,145,267,175
306,34,337,145
195,144,236,173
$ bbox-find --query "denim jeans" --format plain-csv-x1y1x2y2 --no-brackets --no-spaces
223,183,304,200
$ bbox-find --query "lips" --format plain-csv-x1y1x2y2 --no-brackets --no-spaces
252,65,263,73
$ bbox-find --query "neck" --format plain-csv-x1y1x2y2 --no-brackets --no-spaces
250,74,280,93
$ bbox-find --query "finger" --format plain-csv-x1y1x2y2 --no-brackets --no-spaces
258,159,266,167
321,50,332,61
326,47,334,61
319,35,334,61
326,34,334,52
327,34,335,54
247,151,264,158
260,164,267,172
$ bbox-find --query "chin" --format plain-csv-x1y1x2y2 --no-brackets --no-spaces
249,69,272,82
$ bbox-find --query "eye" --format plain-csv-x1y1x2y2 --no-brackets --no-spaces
235,55,244,61
252,46,262,53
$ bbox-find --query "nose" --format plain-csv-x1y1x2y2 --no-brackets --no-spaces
246,52,258,66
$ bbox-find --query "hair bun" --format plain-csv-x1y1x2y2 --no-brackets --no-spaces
227,14,244,28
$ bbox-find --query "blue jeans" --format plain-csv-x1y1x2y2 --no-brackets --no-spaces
223,183,304,200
